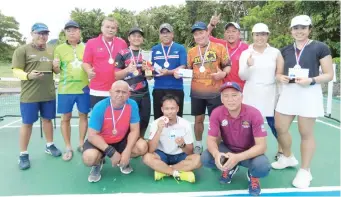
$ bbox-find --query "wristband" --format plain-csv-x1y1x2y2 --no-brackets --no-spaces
104,146,116,158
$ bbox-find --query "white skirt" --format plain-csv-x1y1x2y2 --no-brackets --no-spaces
275,83,324,118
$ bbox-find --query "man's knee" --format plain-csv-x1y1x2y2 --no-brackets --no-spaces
249,155,271,178
82,149,101,167
200,150,215,168
134,139,148,156
142,152,154,165
41,118,52,124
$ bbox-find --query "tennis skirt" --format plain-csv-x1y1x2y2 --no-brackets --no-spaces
275,83,324,118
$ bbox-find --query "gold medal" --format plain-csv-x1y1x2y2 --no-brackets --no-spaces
145,70,152,77
133,70,139,76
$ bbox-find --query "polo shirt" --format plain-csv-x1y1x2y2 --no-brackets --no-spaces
208,104,267,153
148,116,193,155
209,36,248,89
151,42,187,90
83,34,127,95
89,98,139,144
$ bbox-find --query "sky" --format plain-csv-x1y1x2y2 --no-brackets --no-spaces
1,0,186,42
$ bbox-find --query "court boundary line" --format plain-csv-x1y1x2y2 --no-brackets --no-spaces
8,186,341,197
0,118,21,130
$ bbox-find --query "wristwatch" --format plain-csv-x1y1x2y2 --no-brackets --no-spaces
310,78,316,85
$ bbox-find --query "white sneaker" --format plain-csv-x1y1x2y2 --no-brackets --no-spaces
271,154,298,169
292,168,313,189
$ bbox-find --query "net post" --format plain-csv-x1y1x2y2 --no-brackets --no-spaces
326,63,336,117
40,118,43,138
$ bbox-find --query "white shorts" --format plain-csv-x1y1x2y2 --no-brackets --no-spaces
275,83,324,118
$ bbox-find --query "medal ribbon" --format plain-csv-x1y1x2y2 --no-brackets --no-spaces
161,42,173,64
110,99,126,134
293,39,309,66
198,42,211,68
102,36,115,61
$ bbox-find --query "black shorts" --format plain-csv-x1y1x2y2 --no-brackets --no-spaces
83,134,128,155
90,95,107,109
191,96,222,116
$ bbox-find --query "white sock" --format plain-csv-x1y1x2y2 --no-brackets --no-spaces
46,142,54,147
172,170,180,177
20,151,28,156
195,141,202,147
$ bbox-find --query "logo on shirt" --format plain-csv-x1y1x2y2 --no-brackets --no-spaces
242,121,250,128
221,119,228,127
156,51,162,55
261,124,266,132
174,51,179,54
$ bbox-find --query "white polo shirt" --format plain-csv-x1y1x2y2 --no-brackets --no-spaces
148,116,193,155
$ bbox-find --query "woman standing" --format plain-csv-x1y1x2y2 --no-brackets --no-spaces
239,23,284,159
272,15,333,189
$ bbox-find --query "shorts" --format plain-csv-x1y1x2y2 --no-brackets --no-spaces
83,134,128,155
191,96,222,116
90,95,108,109
20,100,56,124
57,94,90,114
155,149,187,165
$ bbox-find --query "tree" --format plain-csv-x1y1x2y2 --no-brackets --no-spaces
0,11,24,62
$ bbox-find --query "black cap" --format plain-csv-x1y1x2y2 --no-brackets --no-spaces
64,20,80,29
128,27,144,36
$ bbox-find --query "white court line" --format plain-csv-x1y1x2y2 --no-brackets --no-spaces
0,118,21,130
317,119,340,129
9,186,341,197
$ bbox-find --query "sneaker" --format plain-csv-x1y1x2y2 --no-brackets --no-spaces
292,169,313,189
120,164,133,174
193,146,203,155
219,165,239,184
18,154,30,170
247,171,261,196
271,154,298,169
45,144,62,157
155,171,168,181
179,171,195,183
275,152,283,161
88,159,104,183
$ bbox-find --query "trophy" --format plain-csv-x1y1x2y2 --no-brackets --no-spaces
142,50,153,77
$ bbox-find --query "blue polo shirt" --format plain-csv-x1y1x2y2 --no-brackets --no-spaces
151,42,187,90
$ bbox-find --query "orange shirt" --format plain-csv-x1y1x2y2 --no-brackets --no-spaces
187,42,230,99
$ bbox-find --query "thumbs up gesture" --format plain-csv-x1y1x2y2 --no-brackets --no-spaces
247,53,254,67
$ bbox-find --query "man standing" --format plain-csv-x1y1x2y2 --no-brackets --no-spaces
82,17,127,108
82,80,148,183
53,20,90,161
143,95,201,183
201,82,271,196
151,23,187,120
12,23,62,170
187,21,231,154
115,27,151,138
207,13,248,90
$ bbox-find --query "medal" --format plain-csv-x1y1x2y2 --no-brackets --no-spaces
162,116,169,124
294,64,301,69
199,66,205,73
110,99,126,136
294,39,309,68
145,70,152,77
108,58,114,64
164,61,170,68
133,70,139,76
161,42,173,69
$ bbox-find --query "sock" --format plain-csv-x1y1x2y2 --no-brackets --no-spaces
172,170,180,177
20,151,28,156
46,142,54,147
195,141,202,147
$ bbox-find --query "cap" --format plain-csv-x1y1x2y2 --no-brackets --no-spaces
290,15,312,28
220,82,241,92
225,22,240,30
64,20,80,29
159,23,173,33
191,21,207,33
31,23,49,33
128,27,144,36
252,23,270,33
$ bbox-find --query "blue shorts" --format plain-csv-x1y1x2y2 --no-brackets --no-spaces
155,149,187,165
57,94,90,114
20,100,56,124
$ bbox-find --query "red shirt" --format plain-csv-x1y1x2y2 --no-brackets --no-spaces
209,36,248,90
83,34,127,91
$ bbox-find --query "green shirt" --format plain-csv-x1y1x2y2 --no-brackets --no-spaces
12,44,55,103
54,42,89,94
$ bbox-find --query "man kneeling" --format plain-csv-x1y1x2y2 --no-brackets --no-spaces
143,95,201,183
82,80,147,183
201,82,271,196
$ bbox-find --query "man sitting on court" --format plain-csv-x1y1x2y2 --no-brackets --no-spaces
201,82,271,196
143,95,201,183
82,80,148,183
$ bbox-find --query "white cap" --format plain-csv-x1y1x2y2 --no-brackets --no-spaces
290,15,312,28
252,23,270,33
225,22,240,30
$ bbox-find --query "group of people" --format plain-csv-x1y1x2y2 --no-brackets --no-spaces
12,12,333,196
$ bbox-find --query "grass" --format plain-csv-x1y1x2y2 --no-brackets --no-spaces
0,62,13,78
